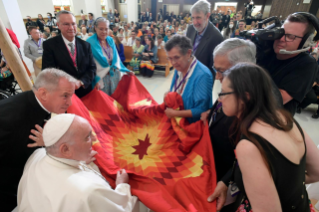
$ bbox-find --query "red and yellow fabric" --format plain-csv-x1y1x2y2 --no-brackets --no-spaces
67,75,217,212
140,60,155,71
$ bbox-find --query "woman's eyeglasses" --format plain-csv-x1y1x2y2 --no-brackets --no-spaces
218,91,234,99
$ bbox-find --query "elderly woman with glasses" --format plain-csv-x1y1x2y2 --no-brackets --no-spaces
86,17,131,95
164,35,213,123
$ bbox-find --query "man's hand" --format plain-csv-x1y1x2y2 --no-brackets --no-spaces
85,150,98,164
95,83,100,91
207,181,228,211
28,124,44,147
75,80,82,90
116,169,129,186
165,108,177,119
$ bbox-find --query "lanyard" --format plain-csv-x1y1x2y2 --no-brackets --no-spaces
209,102,222,126
99,39,111,62
65,43,77,67
174,59,197,93
32,39,42,48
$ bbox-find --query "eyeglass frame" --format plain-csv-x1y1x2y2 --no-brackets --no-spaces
218,91,235,98
281,34,303,42
212,66,226,76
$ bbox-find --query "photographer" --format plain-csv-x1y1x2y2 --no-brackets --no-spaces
260,13,318,116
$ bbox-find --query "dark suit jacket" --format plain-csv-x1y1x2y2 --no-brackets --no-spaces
42,35,96,98
186,22,224,77
78,19,88,28
208,100,236,185
222,15,230,26
0,91,50,211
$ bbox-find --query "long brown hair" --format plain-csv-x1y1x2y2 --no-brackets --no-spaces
225,63,293,171
113,36,121,49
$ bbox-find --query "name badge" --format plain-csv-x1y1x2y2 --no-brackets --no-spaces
38,49,43,54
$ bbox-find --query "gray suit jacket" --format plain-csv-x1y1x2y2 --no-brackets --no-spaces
186,22,224,77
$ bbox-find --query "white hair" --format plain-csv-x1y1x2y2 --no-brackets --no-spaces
33,68,77,92
190,0,211,15
56,10,75,23
213,38,257,65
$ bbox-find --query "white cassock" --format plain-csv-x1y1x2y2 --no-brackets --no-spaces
17,149,138,212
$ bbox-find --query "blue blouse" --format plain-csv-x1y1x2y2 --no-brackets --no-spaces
116,43,125,63
170,61,213,123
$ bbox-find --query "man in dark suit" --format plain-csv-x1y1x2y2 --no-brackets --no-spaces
78,14,88,28
223,10,231,28
186,0,223,78
42,10,96,98
205,38,283,211
0,69,76,212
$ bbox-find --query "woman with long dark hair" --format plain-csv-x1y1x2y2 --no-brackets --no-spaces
215,63,319,211
223,20,235,39
140,37,158,77
37,14,45,32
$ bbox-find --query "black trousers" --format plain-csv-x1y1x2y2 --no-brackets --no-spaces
299,87,319,111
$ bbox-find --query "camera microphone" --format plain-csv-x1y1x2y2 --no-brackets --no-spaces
279,48,310,55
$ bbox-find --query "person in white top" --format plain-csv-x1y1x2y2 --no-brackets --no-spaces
18,114,138,212
155,35,165,49
123,25,131,40
118,34,127,46
81,26,89,40
127,30,137,47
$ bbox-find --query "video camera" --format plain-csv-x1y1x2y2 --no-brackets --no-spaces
240,12,319,63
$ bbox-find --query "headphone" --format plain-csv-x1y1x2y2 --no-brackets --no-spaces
293,12,319,50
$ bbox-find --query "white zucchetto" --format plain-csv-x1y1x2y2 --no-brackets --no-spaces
43,114,75,147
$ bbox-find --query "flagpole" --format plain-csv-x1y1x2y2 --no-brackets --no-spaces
0,18,32,91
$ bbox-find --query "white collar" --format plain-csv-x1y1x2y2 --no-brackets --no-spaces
35,95,51,113
62,34,75,46
177,56,197,80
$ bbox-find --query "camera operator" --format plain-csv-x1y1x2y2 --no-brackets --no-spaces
260,13,318,116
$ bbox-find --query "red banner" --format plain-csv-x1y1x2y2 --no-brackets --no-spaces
67,75,217,212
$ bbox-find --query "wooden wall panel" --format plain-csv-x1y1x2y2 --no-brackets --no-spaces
269,0,313,21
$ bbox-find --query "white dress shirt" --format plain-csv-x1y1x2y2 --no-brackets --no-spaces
62,34,76,51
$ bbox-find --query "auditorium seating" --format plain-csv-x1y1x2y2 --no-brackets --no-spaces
123,46,172,77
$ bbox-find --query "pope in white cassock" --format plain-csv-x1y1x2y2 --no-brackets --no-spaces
17,114,138,212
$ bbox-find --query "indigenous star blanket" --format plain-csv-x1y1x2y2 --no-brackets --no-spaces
67,75,217,212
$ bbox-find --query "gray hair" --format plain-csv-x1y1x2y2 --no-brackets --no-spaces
33,68,77,92
190,0,211,15
164,34,192,56
56,10,75,23
213,38,256,65
93,17,110,33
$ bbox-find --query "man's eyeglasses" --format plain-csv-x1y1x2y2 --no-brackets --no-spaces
282,34,303,42
218,91,235,99
212,66,226,76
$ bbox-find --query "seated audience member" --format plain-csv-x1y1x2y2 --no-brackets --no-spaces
118,28,124,37
51,31,58,38
24,27,45,77
159,27,165,38
298,51,319,118
108,29,114,37
210,62,319,212
46,13,58,32
140,37,158,78
0,69,76,211
155,35,165,49
87,13,95,33
231,20,246,39
130,37,144,74
0,45,22,80
141,24,148,35
42,10,96,98
81,26,89,40
86,17,130,95
37,14,46,32
18,114,137,212
114,36,125,62
164,29,172,42
44,27,51,34
113,26,119,36
42,32,50,39
184,13,191,24
165,35,213,123
118,34,127,46
223,21,236,39
201,38,282,211
147,29,153,39
141,34,148,46
123,25,131,40
127,30,137,46
153,28,159,42
78,14,88,29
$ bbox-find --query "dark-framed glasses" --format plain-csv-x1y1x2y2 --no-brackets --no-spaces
218,91,235,99
282,34,303,42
